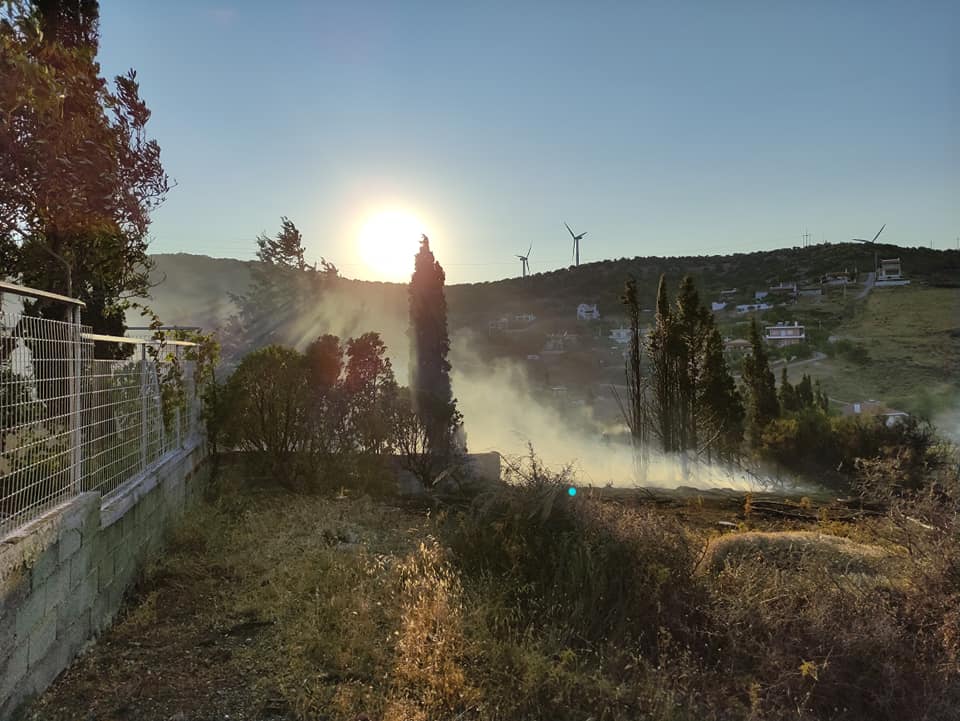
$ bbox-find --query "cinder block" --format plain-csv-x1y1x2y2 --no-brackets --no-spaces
59,608,91,657
27,609,57,665
44,566,71,615
13,588,45,639
62,569,97,624
29,542,60,587
97,551,115,592
58,528,81,564
68,544,94,588
0,640,28,707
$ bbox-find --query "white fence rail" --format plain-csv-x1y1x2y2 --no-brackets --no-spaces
0,283,202,539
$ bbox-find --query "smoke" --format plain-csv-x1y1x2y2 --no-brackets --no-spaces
448,332,766,491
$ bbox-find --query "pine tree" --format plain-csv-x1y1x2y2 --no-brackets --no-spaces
742,318,779,441
256,217,307,270
796,373,815,409
408,235,462,460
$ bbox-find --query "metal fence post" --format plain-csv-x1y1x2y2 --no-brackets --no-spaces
70,304,82,494
140,343,148,470
175,345,182,448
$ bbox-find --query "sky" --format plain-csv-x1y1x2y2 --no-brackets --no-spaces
97,1,959,284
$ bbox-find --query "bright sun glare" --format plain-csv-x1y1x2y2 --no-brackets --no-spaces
357,210,426,282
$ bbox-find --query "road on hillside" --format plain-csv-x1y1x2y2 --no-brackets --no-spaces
856,271,876,300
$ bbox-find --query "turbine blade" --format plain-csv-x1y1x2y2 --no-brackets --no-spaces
527,243,532,257
565,222,575,238
872,224,886,243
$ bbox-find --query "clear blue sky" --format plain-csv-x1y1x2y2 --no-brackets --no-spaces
98,1,959,283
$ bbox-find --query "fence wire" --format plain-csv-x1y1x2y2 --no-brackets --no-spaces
1,287,203,539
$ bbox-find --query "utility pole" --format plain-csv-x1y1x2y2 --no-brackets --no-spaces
801,230,811,248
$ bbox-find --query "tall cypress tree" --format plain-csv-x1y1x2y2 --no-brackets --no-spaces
408,235,461,458
742,318,780,441
619,276,648,454
698,320,744,459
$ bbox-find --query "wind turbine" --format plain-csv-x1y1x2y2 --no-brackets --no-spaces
852,224,886,244
516,243,532,278
565,222,587,266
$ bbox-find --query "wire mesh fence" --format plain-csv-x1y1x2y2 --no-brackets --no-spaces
1,283,203,539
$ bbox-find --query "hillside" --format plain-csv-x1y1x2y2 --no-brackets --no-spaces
138,244,960,432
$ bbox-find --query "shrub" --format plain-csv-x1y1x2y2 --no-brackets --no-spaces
219,345,312,486
445,451,704,656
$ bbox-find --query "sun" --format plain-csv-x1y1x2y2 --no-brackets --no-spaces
357,209,427,282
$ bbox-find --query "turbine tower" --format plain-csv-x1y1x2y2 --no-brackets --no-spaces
852,224,886,244
565,222,587,266
516,243,532,278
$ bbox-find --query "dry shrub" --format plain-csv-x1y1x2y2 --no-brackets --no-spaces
383,538,478,721
709,450,960,721
446,454,704,655
701,530,891,576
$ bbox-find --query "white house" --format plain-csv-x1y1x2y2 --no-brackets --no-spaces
754,290,769,300
736,302,773,313
514,313,537,323
577,303,600,320
764,321,805,346
876,258,910,286
711,301,728,312
609,326,633,344
842,400,910,428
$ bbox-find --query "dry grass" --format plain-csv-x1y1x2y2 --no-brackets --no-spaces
25,465,960,721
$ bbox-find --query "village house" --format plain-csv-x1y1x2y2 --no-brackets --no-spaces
764,321,805,346
711,301,727,311
768,282,798,301
719,288,738,297
876,257,910,285
841,400,910,427
514,313,537,323
724,338,752,354
821,270,851,285
487,316,509,334
577,303,600,320
754,290,769,300
609,326,633,344
736,302,773,313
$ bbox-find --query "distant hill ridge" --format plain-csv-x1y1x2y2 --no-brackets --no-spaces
141,243,960,330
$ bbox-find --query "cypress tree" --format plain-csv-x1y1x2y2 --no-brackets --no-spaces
699,323,744,459
742,318,779,441
408,235,462,458
779,367,798,412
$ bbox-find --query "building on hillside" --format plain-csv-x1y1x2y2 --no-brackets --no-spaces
799,285,823,297
577,303,600,320
487,316,509,334
711,301,728,312
543,332,575,354
719,288,738,297
822,270,851,285
768,282,798,301
764,321,805,346
609,326,633,345
754,290,769,300
724,338,752,354
514,313,537,324
876,258,910,286
736,302,773,314
841,400,910,427
878,258,902,280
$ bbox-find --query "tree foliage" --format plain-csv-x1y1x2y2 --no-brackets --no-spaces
408,234,462,460
1,0,169,344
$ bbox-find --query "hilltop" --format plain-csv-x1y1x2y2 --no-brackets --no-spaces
140,242,959,329
138,243,960,427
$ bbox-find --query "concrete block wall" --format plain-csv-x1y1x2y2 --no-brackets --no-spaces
0,442,207,719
